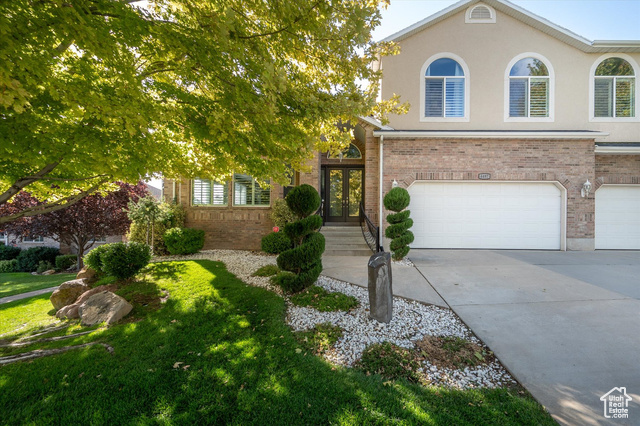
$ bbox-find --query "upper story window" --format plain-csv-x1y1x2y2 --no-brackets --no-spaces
505,54,554,121
421,55,468,121
192,179,228,206
233,174,270,207
593,57,636,119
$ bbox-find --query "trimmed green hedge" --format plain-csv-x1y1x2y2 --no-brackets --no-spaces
0,245,21,261
16,247,60,272
55,254,77,271
0,259,18,273
84,242,151,280
384,187,414,261
164,228,205,255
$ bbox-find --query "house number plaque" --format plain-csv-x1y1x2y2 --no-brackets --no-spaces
478,173,491,180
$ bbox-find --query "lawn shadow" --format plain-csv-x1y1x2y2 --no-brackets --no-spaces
0,259,554,425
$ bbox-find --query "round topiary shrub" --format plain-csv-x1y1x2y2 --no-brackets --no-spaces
383,187,414,261
164,227,205,255
273,184,325,293
96,242,151,280
261,231,292,254
16,246,60,272
0,245,21,261
84,244,111,274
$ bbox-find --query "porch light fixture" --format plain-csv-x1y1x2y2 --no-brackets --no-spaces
581,179,592,198
392,179,398,188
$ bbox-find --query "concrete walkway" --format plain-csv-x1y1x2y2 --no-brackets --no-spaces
0,287,58,305
322,250,640,426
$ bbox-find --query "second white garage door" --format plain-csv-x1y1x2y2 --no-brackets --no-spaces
407,182,562,249
595,185,640,250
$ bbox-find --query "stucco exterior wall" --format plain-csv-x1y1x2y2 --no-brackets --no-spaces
380,8,640,143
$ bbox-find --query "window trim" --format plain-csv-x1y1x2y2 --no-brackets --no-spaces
504,52,555,123
22,235,44,243
420,53,470,123
191,179,229,207
589,53,639,123
232,174,271,208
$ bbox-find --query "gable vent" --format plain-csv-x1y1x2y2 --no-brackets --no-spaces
465,3,496,24
470,5,491,20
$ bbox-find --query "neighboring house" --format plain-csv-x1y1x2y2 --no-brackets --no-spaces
165,0,640,251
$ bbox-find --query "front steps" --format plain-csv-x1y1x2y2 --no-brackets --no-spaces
321,225,373,256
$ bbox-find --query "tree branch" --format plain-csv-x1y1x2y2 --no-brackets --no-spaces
0,162,61,205
0,178,110,225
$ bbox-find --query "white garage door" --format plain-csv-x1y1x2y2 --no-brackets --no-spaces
595,185,640,250
408,182,562,249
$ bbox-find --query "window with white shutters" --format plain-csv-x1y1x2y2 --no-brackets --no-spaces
594,57,635,118
424,58,465,118
508,57,550,118
192,179,228,206
233,174,270,207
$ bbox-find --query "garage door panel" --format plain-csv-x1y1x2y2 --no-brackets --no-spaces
596,186,640,249
408,182,562,250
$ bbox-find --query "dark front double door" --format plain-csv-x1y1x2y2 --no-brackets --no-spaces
322,167,363,223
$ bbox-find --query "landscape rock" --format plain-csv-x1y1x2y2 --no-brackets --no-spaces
50,279,90,311
76,266,97,280
42,269,56,276
55,285,115,319
78,291,132,326
367,251,393,323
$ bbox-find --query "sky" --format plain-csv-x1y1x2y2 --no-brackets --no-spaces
146,0,640,189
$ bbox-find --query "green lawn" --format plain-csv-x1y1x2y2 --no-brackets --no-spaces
0,260,555,425
0,272,76,298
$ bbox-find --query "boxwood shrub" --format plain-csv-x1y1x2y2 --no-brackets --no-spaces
16,246,60,272
98,242,152,280
84,244,111,274
164,228,205,255
0,245,21,261
261,232,292,254
0,259,18,273
55,254,78,271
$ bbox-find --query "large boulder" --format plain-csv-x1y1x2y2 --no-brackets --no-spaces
77,266,97,280
55,285,115,320
78,291,132,326
50,279,90,311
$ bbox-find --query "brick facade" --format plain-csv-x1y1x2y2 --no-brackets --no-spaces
595,155,640,186
166,154,320,250
364,135,599,250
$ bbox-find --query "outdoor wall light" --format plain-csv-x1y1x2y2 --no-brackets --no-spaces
392,179,398,188
581,179,592,198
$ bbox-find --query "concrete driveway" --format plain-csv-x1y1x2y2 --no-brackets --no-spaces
411,250,640,426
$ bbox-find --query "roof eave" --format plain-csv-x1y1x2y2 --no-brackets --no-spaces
372,130,610,140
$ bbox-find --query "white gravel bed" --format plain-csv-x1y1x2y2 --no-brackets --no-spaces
392,257,415,267
153,250,516,389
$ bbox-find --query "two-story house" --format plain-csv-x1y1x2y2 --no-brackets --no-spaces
165,0,639,252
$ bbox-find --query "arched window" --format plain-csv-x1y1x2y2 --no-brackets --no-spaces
327,143,362,160
423,58,466,118
508,57,550,118
593,57,635,118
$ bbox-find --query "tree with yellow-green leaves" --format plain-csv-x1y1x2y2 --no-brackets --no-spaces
0,0,406,224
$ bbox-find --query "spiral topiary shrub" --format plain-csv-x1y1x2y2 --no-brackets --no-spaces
384,187,414,261
261,231,292,254
273,184,325,293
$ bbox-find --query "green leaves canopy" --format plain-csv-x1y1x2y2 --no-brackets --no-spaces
0,0,397,213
